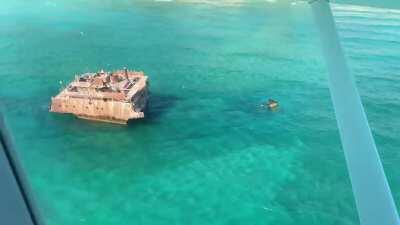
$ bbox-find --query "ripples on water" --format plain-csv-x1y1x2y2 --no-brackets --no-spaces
0,1,399,225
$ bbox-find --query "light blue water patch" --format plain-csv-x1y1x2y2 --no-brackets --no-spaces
0,1,399,225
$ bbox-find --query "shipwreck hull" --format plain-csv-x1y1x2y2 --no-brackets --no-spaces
50,92,147,124
50,69,148,124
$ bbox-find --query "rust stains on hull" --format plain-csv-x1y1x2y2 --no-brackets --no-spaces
76,116,129,125
50,69,149,124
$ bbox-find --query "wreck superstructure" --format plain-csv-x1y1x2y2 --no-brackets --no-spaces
50,69,149,124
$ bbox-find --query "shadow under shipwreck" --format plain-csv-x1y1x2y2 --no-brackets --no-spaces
127,93,181,126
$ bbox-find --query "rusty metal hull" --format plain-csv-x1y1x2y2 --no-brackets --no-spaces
50,69,149,124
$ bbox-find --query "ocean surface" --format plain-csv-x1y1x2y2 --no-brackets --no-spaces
1,1,400,225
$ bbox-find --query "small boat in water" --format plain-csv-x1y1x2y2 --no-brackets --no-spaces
267,99,278,110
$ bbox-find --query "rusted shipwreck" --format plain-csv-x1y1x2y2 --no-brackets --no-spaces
50,69,149,124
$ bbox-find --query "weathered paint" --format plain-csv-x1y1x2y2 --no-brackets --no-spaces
50,69,149,124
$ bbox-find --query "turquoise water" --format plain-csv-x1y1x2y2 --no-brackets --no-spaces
1,1,400,225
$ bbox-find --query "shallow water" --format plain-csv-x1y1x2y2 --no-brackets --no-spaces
1,1,400,225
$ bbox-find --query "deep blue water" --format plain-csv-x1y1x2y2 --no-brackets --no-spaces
0,1,399,225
